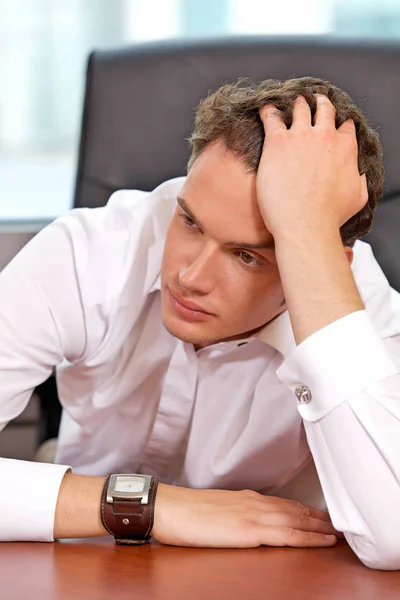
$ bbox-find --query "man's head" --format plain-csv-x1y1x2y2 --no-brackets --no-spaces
161,76,384,347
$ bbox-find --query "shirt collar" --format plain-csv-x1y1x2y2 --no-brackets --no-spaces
150,273,162,293
255,310,296,357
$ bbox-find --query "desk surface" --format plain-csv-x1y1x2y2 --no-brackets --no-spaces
2,539,400,600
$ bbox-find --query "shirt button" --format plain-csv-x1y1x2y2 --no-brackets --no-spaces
295,385,312,404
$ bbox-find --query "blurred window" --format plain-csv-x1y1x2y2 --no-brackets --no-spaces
0,0,399,220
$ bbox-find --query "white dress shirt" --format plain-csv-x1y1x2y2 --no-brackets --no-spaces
0,177,400,570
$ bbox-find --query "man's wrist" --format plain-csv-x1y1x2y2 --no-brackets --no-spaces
273,224,364,345
100,474,160,545
272,219,340,249
54,472,108,539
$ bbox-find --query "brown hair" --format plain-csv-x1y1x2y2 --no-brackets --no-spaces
188,77,384,246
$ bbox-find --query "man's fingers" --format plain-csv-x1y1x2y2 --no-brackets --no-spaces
261,496,333,523
257,526,337,548
259,105,287,135
305,508,334,523
338,117,356,135
291,95,312,129
258,512,339,536
313,93,336,129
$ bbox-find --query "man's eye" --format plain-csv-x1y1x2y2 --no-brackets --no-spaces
238,251,264,267
179,213,199,230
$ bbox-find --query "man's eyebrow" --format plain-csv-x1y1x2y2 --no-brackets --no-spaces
224,239,275,250
176,195,275,250
177,196,207,230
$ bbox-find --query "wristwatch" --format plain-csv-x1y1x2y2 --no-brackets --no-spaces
100,473,160,545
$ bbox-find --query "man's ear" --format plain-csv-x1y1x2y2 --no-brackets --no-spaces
344,246,354,265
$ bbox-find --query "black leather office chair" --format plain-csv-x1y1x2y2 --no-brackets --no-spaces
37,36,400,443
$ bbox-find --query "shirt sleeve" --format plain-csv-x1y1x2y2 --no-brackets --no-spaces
0,216,87,541
278,308,400,571
0,180,180,542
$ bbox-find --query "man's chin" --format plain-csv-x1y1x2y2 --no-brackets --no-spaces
162,314,216,347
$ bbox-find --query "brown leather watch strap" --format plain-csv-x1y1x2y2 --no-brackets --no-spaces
100,475,160,545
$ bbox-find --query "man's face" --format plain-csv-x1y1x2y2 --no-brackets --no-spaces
161,140,285,348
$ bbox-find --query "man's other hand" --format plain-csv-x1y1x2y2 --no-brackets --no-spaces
152,484,339,548
256,94,368,239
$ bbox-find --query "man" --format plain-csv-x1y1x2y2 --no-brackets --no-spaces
0,76,399,570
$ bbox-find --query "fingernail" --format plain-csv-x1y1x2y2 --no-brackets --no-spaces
324,535,336,542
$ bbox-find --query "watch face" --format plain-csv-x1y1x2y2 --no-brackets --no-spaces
107,474,152,504
114,476,145,493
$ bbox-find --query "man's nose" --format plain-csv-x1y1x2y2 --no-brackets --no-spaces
178,243,218,295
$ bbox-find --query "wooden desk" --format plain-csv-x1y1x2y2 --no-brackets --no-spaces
2,539,399,600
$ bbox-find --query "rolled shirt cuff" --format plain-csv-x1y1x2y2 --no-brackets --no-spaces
0,458,71,541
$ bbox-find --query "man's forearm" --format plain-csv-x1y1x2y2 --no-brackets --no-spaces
53,473,339,547
257,94,368,344
274,226,365,345
54,472,108,538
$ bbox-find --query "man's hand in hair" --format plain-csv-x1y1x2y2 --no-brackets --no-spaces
256,94,368,239
256,94,366,344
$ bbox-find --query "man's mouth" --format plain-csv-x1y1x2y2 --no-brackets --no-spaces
168,288,215,321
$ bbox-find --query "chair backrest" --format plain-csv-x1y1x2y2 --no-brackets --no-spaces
74,36,400,290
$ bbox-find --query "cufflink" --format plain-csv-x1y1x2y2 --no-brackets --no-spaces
295,385,312,404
